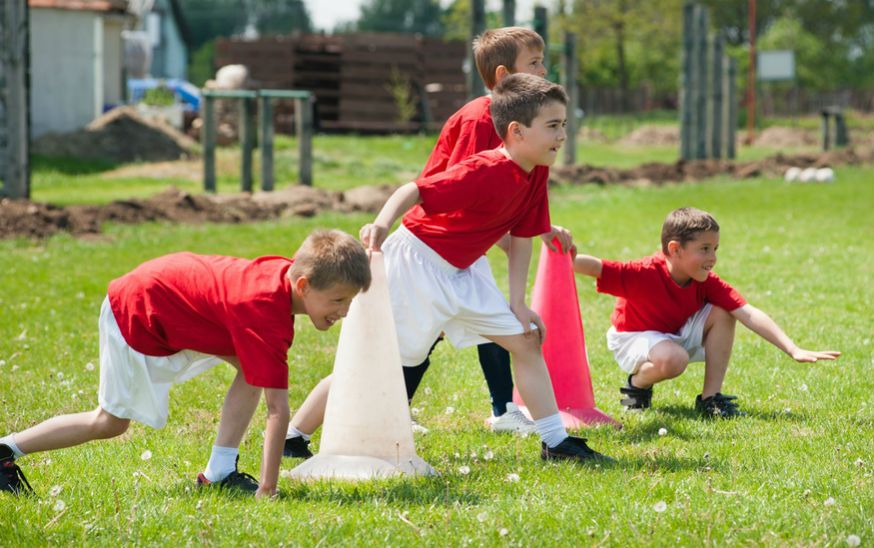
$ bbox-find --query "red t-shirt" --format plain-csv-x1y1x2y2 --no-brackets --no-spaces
597,252,746,334
403,149,551,269
108,253,295,389
420,96,502,178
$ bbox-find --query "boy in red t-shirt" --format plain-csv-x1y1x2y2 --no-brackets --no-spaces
0,230,370,498
289,74,612,464
573,207,840,416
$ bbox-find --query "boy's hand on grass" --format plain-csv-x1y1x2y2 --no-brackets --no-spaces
789,347,841,363
511,303,545,344
540,225,576,255
360,223,389,252
255,486,279,500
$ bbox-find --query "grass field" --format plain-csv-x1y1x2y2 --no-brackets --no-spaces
1,157,872,544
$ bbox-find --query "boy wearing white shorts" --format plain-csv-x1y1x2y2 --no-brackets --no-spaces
0,230,370,497
288,74,612,463
573,207,840,417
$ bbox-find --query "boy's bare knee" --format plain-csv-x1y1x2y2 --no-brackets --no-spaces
92,409,130,438
707,306,736,327
649,343,689,378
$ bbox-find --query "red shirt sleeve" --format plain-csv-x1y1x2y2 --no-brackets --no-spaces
703,274,747,311
508,166,551,238
596,258,632,297
416,159,486,215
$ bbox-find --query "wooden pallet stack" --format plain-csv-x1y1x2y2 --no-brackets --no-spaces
292,35,343,130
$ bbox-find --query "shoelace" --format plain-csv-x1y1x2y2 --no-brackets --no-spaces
3,461,34,495
504,410,533,424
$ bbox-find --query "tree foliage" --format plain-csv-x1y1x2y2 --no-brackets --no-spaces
354,0,445,36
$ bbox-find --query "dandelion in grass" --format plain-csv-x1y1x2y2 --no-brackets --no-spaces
424,387,432,396
411,407,420,416
477,512,488,523
49,485,62,497
53,499,66,512
800,383,809,392
658,427,667,436
483,450,494,461
458,465,470,475
141,450,152,461
846,534,861,547
506,473,520,482
85,362,95,371
653,501,667,513
444,406,455,415
824,497,835,506
855,458,865,467
499,528,509,537
0,359,6,366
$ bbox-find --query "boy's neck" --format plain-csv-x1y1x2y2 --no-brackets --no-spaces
663,256,692,287
499,145,536,173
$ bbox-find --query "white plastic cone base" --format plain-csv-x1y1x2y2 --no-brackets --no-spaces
288,454,435,481
287,252,433,481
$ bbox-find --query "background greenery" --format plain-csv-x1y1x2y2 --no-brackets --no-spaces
1,148,871,544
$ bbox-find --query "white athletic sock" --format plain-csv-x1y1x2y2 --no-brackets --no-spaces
286,426,311,441
202,445,239,483
0,434,25,459
534,413,568,448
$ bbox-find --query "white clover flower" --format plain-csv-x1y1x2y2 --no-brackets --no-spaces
423,387,432,396
854,459,865,467
0,359,6,366
444,406,455,415
85,362,95,371
476,512,487,523
824,497,836,506
658,427,668,436
506,473,520,482
53,499,66,512
653,501,667,513
140,450,152,461
410,407,420,416
458,465,470,475
483,450,494,461
49,485,62,497
800,383,809,392
846,535,861,547
499,528,509,536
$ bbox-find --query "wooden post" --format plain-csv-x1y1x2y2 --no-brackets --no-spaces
746,0,757,143
534,6,548,52
562,32,577,166
468,0,486,99
680,2,694,161
693,4,708,160
1,0,31,199
202,95,216,193
726,56,737,159
503,0,516,26
820,110,831,151
259,95,274,191
296,96,313,186
240,95,255,192
710,33,724,159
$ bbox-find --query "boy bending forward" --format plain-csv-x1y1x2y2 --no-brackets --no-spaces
0,230,370,497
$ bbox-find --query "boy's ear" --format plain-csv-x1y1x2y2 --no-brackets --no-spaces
494,64,511,83
507,120,523,141
666,240,682,257
293,275,311,295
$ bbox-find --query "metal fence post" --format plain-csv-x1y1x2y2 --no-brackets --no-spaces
680,2,695,161
1,0,31,199
297,96,313,186
240,95,255,192
259,95,274,191
563,32,577,166
202,95,216,193
468,0,486,99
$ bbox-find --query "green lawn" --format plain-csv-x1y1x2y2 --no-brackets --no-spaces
1,165,871,544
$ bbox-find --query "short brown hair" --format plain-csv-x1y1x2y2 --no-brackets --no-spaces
661,207,720,254
473,27,544,89
490,73,568,140
290,229,371,291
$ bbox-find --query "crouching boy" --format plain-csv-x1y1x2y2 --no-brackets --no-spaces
0,230,370,497
573,207,840,416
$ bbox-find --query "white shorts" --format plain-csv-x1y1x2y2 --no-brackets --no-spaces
606,304,712,375
98,297,222,428
383,225,528,366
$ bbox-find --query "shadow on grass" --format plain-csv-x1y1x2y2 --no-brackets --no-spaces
655,403,815,423
281,476,482,506
31,154,119,175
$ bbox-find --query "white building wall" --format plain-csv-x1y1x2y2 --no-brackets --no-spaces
30,9,102,137
103,16,126,105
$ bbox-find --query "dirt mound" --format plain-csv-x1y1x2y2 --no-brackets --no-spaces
0,184,396,240
32,106,198,163
753,127,818,148
551,146,873,186
578,127,610,143
618,125,680,146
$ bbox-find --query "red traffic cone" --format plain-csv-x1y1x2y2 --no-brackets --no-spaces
513,239,621,429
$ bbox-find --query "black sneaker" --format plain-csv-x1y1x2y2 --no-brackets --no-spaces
620,374,653,410
541,436,614,463
282,436,313,459
695,393,745,418
0,444,34,496
196,456,259,494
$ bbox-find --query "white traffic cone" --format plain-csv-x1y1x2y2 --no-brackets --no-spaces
288,251,434,480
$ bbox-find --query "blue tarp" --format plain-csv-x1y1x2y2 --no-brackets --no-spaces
128,78,201,112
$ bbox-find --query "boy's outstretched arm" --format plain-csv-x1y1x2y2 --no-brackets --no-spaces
258,387,290,498
495,225,575,256
573,254,603,278
360,182,421,251
731,304,841,363
508,235,545,343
